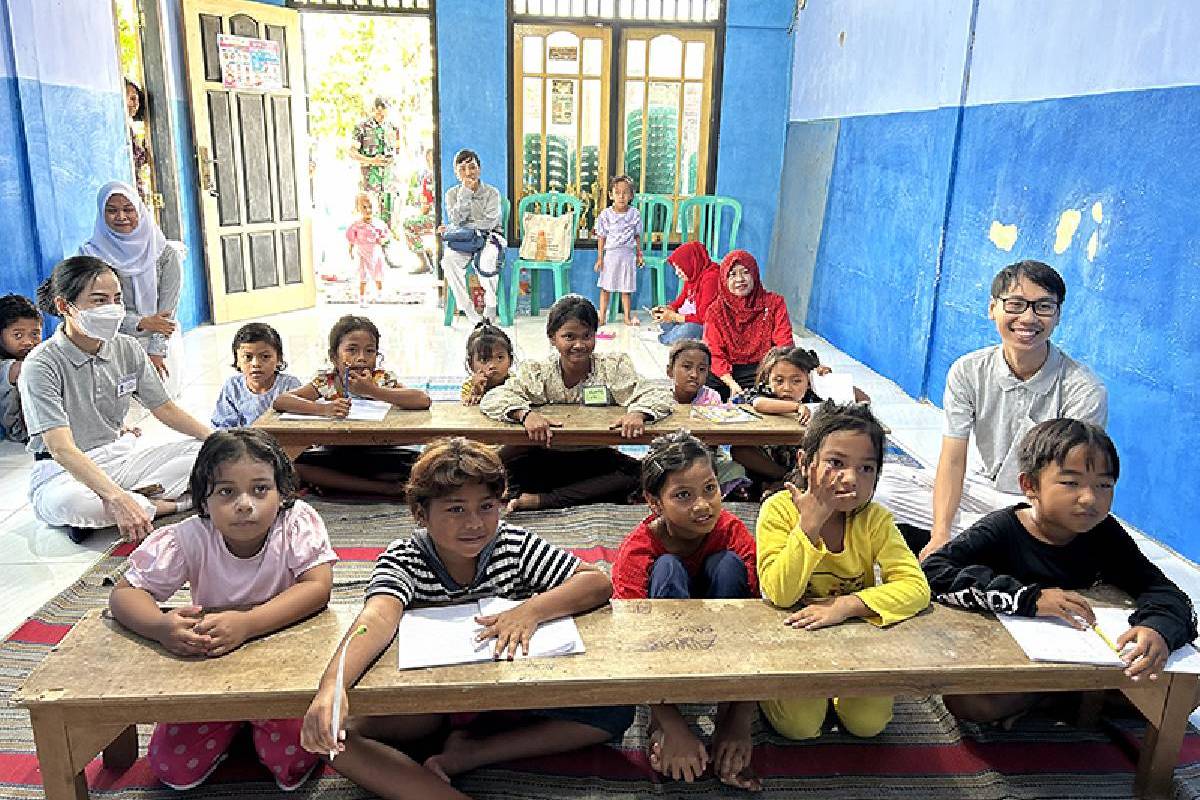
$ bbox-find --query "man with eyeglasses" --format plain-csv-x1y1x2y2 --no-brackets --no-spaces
878,260,1107,560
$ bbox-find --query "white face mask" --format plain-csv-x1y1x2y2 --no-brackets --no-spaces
70,302,124,342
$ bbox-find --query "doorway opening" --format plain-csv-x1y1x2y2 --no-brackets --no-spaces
300,11,439,310
112,0,161,221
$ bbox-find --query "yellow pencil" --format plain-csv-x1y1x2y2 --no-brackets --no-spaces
1092,624,1123,656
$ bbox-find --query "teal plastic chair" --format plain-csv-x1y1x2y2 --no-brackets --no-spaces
443,197,512,326
679,195,742,261
606,193,675,322
509,192,583,317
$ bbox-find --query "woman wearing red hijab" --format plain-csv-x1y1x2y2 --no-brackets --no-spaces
650,241,720,345
703,250,795,400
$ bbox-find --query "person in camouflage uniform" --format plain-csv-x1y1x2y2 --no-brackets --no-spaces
350,96,399,226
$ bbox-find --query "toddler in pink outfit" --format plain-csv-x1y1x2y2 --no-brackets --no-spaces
110,429,337,791
346,192,389,306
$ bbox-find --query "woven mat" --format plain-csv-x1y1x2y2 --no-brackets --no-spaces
2,500,1199,799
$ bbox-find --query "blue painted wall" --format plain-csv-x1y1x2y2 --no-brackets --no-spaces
788,0,1200,560
0,0,130,307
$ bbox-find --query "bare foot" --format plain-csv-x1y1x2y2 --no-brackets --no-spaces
713,702,762,791
423,729,475,781
505,492,543,514
625,316,640,326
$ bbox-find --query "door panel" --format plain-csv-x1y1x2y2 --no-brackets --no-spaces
184,0,313,323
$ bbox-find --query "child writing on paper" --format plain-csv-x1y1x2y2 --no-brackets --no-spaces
922,419,1196,723
480,294,674,512
0,293,42,442
594,174,643,327
211,322,302,429
757,402,930,741
460,321,513,406
611,431,761,791
300,437,633,800
275,315,431,496
109,429,337,791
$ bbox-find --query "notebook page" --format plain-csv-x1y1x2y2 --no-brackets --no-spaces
1092,606,1200,675
811,372,856,404
995,614,1125,666
477,597,587,658
397,602,491,670
277,398,391,421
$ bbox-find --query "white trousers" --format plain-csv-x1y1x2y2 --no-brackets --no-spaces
442,242,501,323
30,433,203,529
873,463,1022,536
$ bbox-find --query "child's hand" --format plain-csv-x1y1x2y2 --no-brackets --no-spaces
636,251,644,267
594,258,603,273
1117,625,1169,681
194,610,252,657
154,606,209,657
346,370,379,398
523,410,562,444
301,684,348,757
1034,588,1095,628
319,398,352,418
815,365,832,376
649,722,709,783
149,354,169,380
784,596,863,631
475,603,542,660
609,411,647,439
798,404,812,425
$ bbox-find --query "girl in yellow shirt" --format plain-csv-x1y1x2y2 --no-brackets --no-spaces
756,402,930,740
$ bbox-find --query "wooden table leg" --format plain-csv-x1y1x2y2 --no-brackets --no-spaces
29,708,89,800
101,725,138,770
282,443,306,462
1134,674,1198,799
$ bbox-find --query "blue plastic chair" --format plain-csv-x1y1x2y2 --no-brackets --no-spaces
443,197,512,326
509,192,583,317
606,193,675,322
679,195,742,261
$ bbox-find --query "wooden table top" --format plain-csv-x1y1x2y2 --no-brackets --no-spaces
253,403,806,448
15,600,1143,720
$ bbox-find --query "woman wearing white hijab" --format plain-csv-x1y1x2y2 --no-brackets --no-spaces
80,182,184,394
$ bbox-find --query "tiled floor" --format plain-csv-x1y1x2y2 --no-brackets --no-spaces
2,272,1198,659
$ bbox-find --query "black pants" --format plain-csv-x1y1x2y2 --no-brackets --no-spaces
897,523,931,556
706,362,759,402
502,446,640,509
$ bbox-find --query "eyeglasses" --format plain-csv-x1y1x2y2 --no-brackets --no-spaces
995,296,1060,317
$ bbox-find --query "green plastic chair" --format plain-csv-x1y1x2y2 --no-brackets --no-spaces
443,197,512,327
607,193,675,322
510,192,583,317
679,195,742,261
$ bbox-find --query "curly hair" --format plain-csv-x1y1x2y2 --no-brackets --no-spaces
405,437,507,515
0,294,41,359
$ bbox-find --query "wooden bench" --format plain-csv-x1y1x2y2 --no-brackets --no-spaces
253,403,805,460
15,600,1197,800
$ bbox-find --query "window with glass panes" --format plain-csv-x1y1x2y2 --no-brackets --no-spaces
511,0,722,242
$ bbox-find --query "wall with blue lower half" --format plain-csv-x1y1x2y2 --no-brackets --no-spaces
787,0,1200,560
0,0,130,306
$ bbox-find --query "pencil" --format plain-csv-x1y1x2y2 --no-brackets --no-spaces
1092,624,1123,655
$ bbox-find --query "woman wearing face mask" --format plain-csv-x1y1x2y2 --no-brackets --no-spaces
79,181,184,396
19,256,211,543
702,250,796,401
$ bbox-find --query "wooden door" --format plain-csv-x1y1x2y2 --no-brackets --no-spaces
183,0,314,323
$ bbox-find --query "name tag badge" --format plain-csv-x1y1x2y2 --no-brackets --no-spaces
581,385,611,407
116,374,138,397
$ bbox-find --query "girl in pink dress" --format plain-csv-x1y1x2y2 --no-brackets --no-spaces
109,429,338,791
346,192,389,306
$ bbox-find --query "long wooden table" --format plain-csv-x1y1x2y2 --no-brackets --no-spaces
15,600,1197,799
253,403,805,460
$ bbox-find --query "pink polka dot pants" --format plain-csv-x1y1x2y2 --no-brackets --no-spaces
147,718,314,791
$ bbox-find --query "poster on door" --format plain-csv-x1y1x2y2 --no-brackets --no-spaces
217,34,283,91
551,79,575,125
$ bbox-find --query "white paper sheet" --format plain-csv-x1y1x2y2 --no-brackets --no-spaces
397,597,585,670
997,608,1200,673
277,397,391,421
812,371,857,404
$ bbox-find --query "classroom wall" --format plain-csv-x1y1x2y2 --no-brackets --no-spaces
0,0,131,305
787,0,1200,560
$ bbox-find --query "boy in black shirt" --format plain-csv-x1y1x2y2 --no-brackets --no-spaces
923,418,1196,723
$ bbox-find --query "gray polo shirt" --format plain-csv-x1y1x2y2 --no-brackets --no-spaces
115,246,183,357
943,343,1107,492
444,182,502,232
18,330,170,455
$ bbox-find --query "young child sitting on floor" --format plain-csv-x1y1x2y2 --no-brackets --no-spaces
300,437,633,800
211,322,302,428
757,402,930,741
461,321,513,406
667,338,748,494
275,315,431,496
110,429,337,791
480,294,674,512
0,293,42,442
922,419,1197,724
611,430,761,791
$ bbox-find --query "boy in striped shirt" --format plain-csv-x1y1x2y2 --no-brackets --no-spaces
301,437,632,800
